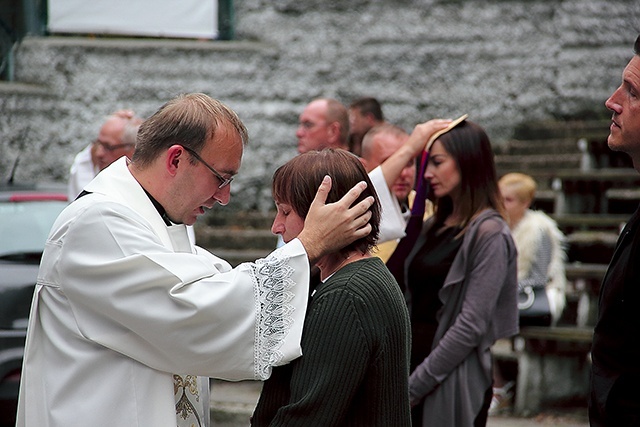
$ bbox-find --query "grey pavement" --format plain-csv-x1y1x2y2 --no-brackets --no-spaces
209,380,589,427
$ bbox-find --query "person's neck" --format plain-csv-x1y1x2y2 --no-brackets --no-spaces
509,211,526,230
316,251,369,281
128,161,174,223
129,161,165,205
442,200,462,227
444,211,463,227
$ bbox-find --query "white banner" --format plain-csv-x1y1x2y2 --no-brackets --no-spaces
48,0,218,39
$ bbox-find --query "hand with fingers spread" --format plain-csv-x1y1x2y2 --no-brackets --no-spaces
297,175,374,264
407,119,455,154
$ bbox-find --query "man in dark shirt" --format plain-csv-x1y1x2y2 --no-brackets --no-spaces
589,34,640,426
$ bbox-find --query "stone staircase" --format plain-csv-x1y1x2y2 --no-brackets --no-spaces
491,120,633,416
495,119,634,327
495,120,615,192
496,119,634,262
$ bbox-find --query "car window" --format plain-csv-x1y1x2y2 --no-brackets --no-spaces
0,201,68,257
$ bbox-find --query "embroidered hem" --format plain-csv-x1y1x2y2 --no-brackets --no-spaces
250,248,296,380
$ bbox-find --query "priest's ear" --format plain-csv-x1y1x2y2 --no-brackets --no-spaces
165,145,185,176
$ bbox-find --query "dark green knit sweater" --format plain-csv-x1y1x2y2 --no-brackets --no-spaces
251,257,411,426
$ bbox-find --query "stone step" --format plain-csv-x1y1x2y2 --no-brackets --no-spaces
494,153,581,171
498,166,640,191
552,214,627,233
194,224,277,267
210,379,261,427
606,188,640,201
565,262,608,283
512,120,611,141
565,230,618,264
496,168,558,187
199,210,276,229
200,248,274,268
195,227,277,251
499,138,586,156
606,188,640,214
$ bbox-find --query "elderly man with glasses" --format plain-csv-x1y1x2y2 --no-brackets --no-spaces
67,109,143,201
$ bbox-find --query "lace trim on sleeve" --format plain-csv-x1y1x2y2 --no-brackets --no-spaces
250,252,296,380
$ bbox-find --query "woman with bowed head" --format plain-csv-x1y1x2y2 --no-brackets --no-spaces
251,148,412,426
404,119,519,426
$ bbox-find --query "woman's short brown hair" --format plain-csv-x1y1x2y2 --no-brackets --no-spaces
272,149,381,255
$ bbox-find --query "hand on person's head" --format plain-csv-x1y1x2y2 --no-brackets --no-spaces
297,175,374,264
406,118,454,155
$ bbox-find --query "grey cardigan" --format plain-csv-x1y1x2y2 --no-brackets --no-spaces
407,209,519,427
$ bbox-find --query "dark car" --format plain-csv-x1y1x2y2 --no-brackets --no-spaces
0,184,68,427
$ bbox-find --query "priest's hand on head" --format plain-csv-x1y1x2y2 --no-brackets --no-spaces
297,175,373,264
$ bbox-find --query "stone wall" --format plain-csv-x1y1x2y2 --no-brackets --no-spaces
1,0,639,212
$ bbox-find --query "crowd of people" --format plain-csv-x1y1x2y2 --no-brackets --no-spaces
14,34,640,427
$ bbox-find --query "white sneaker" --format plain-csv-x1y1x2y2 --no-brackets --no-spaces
489,381,514,415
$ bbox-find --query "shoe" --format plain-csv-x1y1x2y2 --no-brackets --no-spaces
489,381,514,415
